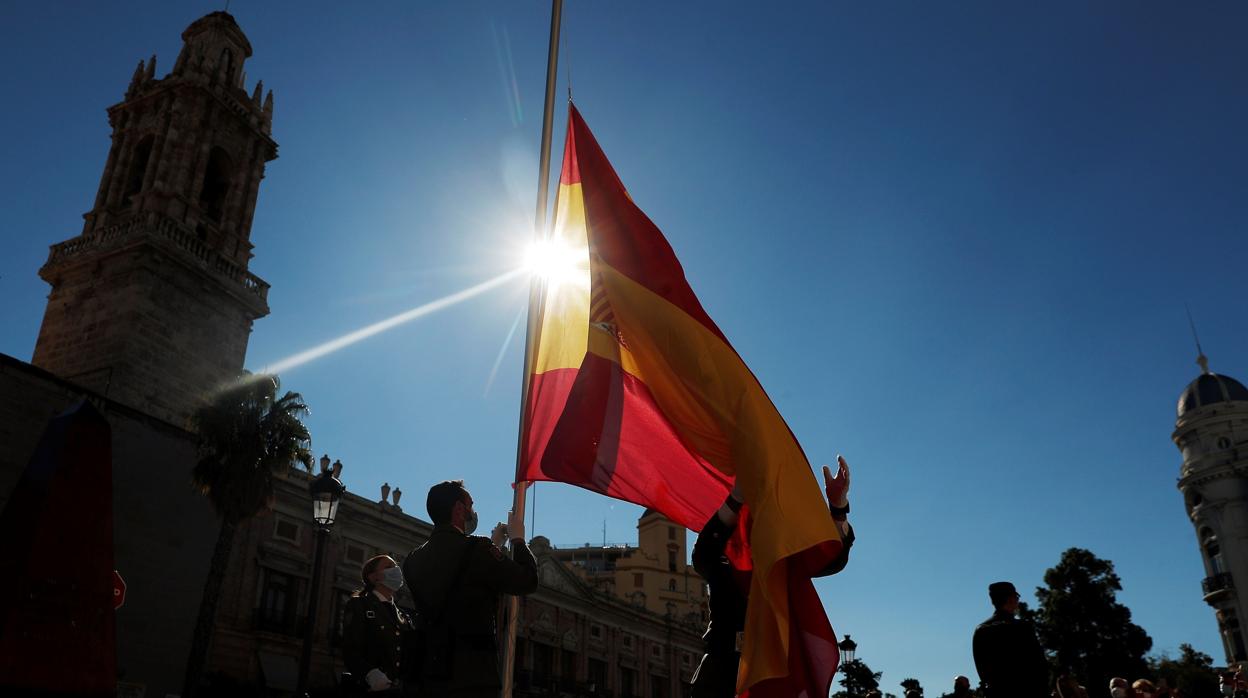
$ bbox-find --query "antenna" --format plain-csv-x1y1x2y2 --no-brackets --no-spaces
1186,303,1210,374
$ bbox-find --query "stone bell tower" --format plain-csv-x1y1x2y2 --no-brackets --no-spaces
1174,350,1248,669
32,12,276,425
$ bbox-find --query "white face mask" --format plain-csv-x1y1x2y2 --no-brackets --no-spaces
464,508,479,535
379,566,404,591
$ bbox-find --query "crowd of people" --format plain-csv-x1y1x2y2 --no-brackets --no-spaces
330,466,1237,698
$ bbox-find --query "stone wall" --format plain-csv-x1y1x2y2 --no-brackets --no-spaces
0,353,220,698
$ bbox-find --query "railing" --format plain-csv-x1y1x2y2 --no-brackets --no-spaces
1204,572,1235,597
44,213,270,303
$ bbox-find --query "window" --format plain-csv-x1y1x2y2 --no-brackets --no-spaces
330,590,351,645
651,673,669,698
219,48,235,83
1203,528,1225,574
668,526,676,541
590,623,603,640
622,634,633,649
588,658,608,694
199,146,233,223
668,579,677,592
274,518,300,544
651,644,663,659
620,667,636,698
344,541,369,565
634,573,644,588
257,569,297,634
668,550,677,572
124,136,154,204
560,649,577,691
1218,436,1233,450
533,642,554,689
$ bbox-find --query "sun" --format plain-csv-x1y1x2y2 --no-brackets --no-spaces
523,237,589,292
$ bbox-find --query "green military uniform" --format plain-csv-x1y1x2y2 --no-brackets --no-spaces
342,591,412,691
402,524,539,698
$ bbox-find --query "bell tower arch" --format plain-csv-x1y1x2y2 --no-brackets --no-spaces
32,12,277,425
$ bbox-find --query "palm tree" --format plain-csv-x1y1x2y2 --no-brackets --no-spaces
181,374,314,697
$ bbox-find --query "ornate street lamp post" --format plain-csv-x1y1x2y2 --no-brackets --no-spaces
838,634,857,663
295,454,345,695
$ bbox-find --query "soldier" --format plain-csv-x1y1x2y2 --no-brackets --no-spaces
971,581,1049,698
402,480,538,698
690,456,856,698
342,555,411,694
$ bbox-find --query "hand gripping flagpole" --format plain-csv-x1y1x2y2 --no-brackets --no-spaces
502,1,562,696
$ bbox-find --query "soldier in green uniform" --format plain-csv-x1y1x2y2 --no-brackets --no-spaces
402,480,538,698
342,554,411,694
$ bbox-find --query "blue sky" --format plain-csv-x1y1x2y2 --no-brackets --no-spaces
2,1,1247,691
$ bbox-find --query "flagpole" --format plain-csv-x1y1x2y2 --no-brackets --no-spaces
502,1,562,696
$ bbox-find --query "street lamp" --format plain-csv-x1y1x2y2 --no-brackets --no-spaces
838,634,857,663
295,455,345,696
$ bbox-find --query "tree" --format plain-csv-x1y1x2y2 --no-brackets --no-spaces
1149,643,1219,698
900,677,924,695
1029,548,1153,691
181,375,313,697
833,658,882,698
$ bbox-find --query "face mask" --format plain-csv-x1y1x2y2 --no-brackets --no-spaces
380,566,404,591
464,508,479,535
1112,689,1127,698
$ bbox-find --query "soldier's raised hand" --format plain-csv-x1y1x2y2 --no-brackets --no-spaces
822,456,850,509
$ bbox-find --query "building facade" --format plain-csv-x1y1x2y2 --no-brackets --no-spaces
548,509,709,628
204,476,704,696
1174,352,1248,669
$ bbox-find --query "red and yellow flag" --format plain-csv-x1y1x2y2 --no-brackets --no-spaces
519,105,842,696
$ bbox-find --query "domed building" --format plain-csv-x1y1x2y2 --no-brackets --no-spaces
1174,353,1248,668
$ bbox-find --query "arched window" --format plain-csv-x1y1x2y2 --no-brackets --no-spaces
219,48,234,83
199,147,233,224
668,579,677,592
124,136,154,205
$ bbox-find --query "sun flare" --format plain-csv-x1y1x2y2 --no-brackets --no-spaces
523,237,589,292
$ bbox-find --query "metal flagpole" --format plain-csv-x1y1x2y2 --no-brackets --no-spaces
502,1,562,696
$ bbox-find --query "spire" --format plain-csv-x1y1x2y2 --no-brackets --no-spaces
251,80,263,106
1187,304,1210,375
127,59,144,96
144,54,156,81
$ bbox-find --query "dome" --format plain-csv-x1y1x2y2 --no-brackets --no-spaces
1177,372,1248,417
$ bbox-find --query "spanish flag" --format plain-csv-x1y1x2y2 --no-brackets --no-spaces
519,104,842,697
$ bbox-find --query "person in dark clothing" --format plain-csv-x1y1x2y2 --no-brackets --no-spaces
342,554,412,694
402,480,538,698
689,456,856,698
951,675,975,698
971,581,1049,698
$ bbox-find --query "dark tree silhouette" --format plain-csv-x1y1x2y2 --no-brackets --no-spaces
833,658,883,698
1149,643,1219,698
1029,548,1152,691
901,677,924,695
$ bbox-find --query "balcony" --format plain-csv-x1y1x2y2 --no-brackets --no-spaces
1203,573,1235,604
